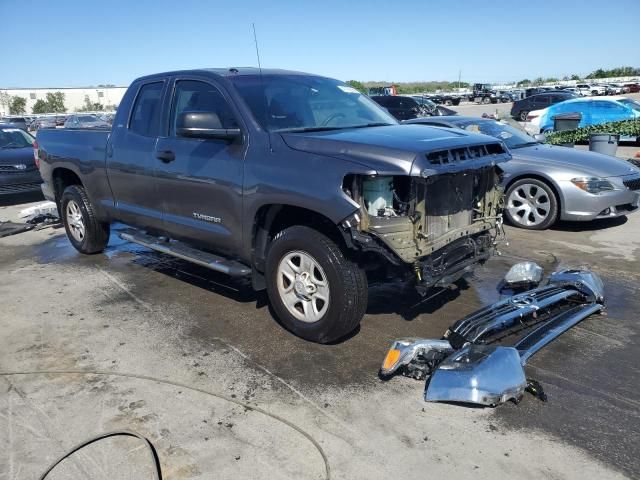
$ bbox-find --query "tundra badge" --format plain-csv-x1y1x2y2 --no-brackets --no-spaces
193,212,222,223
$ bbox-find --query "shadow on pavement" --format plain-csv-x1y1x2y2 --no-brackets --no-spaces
552,216,627,232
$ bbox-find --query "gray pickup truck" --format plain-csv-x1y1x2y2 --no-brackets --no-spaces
36,68,510,343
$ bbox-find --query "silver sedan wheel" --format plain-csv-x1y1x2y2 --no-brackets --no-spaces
507,183,551,227
277,250,330,323
66,200,85,242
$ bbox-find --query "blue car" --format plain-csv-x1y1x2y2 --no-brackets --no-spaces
526,96,640,135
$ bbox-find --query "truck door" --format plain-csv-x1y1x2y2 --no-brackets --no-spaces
106,80,166,230
154,78,246,255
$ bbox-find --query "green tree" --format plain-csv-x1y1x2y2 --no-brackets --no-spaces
516,79,531,87
9,96,27,114
345,80,367,94
76,95,104,112
533,77,544,86
545,77,559,83
45,92,66,113
0,91,11,114
570,74,581,80
32,99,49,114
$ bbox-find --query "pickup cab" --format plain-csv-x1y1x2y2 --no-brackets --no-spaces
36,68,509,343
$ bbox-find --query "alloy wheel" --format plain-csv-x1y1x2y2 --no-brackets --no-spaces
507,183,551,227
277,250,330,323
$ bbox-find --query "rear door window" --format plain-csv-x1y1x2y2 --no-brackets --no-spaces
129,82,164,137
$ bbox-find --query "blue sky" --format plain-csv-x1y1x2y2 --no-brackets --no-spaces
2,0,639,87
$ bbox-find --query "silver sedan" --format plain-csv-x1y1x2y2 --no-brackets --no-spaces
404,116,640,229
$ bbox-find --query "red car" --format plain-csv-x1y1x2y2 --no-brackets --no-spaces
623,83,640,93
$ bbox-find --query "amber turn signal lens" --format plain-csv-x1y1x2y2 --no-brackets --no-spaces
382,349,401,371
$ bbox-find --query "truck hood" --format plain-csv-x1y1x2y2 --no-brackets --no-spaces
0,147,35,167
510,143,639,178
280,124,508,176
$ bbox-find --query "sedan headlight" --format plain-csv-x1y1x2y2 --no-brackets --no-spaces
571,177,615,194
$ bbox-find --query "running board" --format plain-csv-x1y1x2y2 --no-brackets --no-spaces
119,230,251,277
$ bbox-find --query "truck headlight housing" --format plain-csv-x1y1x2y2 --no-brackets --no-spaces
571,177,615,194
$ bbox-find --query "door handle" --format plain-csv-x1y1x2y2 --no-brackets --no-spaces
155,150,176,163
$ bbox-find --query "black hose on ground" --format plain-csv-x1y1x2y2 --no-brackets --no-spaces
0,370,330,480
37,430,162,480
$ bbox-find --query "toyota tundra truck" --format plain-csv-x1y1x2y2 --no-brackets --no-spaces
35,68,510,343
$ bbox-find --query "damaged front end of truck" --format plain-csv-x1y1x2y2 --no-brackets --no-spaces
341,141,510,294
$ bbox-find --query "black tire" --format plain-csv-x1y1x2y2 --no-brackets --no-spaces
265,226,367,343
60,185,110,254
518,110,529,121
482,97,491,104
504,178,558,230
444,99,453,106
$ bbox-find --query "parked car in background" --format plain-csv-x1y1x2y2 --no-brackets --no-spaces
622,83,640,93
510,91,577,121
604,84,624,95
63,114,110,129
410,96,458,116
561,87,583,96
575,83,607,96
370,95,430,120
0,125,42,195
404,116,640,229
525,96,640,135
525,87,553,97
55,115,68,126
30,117,57,131
427,93,461,106
0,116,28,131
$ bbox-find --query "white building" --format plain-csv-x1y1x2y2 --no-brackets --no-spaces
0,86,128,116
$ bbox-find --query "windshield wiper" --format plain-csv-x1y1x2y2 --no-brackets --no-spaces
278,126,345,133
350,122,395,129
510,141,539,149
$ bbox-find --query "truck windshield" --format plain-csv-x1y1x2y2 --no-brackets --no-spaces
229,74,397,132
0,128,34,148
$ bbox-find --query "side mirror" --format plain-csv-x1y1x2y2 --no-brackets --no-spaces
533,133,546,142
176,111,241,141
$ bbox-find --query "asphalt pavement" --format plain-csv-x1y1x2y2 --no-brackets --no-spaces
1,120,639,479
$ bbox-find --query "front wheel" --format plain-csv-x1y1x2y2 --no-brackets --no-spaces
482,97,491,104
519,110,529,121
504,179,558,230
265,226,367,343
61,185,110,254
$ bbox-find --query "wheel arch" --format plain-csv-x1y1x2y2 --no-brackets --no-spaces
252,204,348,273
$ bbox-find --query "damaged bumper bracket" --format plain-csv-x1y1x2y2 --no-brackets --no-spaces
380,269,605,407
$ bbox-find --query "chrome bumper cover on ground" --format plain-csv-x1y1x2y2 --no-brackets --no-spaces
380,269,605,407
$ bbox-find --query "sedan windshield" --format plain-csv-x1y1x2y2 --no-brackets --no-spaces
454,120,538,149
78,115,99,122
0,128,34,148
229,74,397,132
618,99,640,113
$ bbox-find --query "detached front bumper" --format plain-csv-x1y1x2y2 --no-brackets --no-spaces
560,176,640,221
380,269,605,407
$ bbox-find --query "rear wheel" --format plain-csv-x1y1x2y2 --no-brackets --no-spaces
518,110,529,121
482,97,491,104
61,185,110,253
265,226,367,343
505,179,558,230
444,99,453,106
